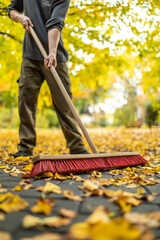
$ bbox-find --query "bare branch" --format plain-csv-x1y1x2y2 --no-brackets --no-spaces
0,32,22,43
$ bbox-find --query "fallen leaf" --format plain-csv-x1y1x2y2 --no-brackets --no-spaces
54,172,69,180
0,213,5,221
124,212,160,228
59,208,77,219
83,180,99,191
0,188,8,193
20,233,61,240
90,170,102,178
36,182,61,194
71,175,84,182
23,183,33,190
42,216,71,227
22,215,40,228
0,232,12,240
137,188,145,195
30,198,55,215
12,185,22,191
63,190,83,202
86,206,110,224
70,218,140,240
23,215,71,228
0,193,28,213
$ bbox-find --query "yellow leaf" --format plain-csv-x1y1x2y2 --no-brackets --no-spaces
137,188,145,194
36,182,62,194
63,190,83,202
0,193,28,213
22,215,40,228
70,219,140,240
20,233,61,240
0,232,12,240
59,208,77,219
86,206,110,224
13,185,22,191
30,198,55,215
83,180,99,191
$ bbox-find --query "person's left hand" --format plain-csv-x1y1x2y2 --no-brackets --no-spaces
44,53,57,70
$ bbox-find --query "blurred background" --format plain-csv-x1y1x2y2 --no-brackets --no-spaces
0,0,159,129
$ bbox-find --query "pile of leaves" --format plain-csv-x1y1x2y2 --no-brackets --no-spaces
0,127,160,240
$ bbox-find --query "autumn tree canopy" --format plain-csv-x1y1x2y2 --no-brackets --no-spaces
0,0,160,120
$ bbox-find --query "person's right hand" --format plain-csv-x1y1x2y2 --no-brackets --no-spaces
19,16,34,33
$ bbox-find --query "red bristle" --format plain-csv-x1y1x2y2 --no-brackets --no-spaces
29,155,147,177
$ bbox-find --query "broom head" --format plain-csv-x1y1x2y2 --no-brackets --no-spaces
29,152,147,177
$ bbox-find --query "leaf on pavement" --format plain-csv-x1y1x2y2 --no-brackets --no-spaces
20,233,61,240
12,185,22,191
71,174,84,182
30,198,55,215
36,182,62,194
0,193,28,213
63,190,83,202
42,216,71,227
23,215,71,228
0,213,5,221
124,212,160,228
59,208,77,219
22,215,40,228
0,232,12,240
70,218,141,240
86,206,110,224
82,180,99,191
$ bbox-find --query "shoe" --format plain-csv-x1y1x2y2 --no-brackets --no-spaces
9,150,33,158
77,150,89,154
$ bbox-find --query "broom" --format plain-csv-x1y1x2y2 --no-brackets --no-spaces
29,27,147,177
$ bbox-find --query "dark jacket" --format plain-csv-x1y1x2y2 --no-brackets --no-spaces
8,0,70,62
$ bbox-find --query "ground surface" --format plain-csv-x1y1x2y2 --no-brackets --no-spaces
0,128,160,240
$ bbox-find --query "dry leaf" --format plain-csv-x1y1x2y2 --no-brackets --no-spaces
30,198,55,215
22,215,40,228
63,190,83,202
137,188,145,195
70,218,140,240
71,175,84,182
54,172,69,180
0,188,8,193
13,185,22,191
91,170,102,178
59,208,77,219
124,212,160,228
86,206,110,224
23,183,33,190
0,232,12,240
36,182,61,194
0,213,5,221
20,233,61,240
42,216,71,227
83,180,99,191
23,215,71,228
0,193,28,213
140,230,155,240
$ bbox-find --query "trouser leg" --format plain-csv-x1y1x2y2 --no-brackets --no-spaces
18,58,43,152
42,63,86,154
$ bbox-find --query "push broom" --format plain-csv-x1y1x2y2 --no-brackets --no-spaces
29,27,147,177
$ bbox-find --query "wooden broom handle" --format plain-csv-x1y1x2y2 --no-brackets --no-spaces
29,27,99,154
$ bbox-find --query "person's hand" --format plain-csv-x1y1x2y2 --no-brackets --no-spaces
44,53,57,70
19,15,34,33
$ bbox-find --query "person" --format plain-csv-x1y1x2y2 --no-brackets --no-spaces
8,0,88,158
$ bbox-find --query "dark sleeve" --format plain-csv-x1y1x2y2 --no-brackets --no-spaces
45,0,70,32
8,0,23,18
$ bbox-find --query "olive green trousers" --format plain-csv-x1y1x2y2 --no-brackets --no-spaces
17,58,86,154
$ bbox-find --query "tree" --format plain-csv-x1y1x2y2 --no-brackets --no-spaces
0,0,160,120
145,103,158,128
